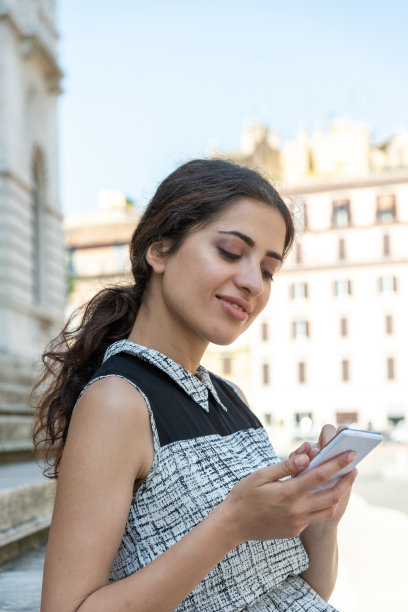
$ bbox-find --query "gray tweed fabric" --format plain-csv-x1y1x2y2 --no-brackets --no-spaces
82,341,338,611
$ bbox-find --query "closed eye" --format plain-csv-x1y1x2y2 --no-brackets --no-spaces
218,247,275,281
217,247,241,261
262,270,275,282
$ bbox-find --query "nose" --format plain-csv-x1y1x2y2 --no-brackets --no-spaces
234,259,265,297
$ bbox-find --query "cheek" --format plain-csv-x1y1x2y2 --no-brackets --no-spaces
256,285,272,313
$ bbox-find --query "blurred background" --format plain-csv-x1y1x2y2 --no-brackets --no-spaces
0,1,407,610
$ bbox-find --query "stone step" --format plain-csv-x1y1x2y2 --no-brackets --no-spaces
0,544,45,611
0,416,33,442
0,382,31,407
0,462,54,564
0,404,33,416
0,354,36,410
0,415,35,464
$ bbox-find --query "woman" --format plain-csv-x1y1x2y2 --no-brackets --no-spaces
34,159,356,611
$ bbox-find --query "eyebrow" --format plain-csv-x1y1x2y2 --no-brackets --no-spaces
218,230,283,262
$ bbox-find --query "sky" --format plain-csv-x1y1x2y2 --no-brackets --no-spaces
58,0,408,215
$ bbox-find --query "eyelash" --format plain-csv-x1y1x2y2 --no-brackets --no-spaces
217,247,240,261
262,271,275,282
217,247,274,282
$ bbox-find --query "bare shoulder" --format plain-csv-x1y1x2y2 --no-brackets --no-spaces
67,374,153,482
230,382,250,405
217,376,250,406
42,375,154,609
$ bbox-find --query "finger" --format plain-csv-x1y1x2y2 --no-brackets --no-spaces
318,424,337,448
302,505,340,526
256,453,310,483
293,451,356,494
302,468,358,512
289,442,310,458
307,443,320,459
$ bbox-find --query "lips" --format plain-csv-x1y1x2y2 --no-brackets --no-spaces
216,295,253,314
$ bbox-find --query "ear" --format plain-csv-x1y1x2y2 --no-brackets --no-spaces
145,240,172,273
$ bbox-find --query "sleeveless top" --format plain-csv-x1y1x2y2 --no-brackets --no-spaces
82,340,338,612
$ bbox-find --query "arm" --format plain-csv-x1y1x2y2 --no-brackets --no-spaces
42,379,357,612
300,468,355,601
291,426,357,601
300,519,339,600
42,376,241,612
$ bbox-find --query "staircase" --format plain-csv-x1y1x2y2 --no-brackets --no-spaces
0,354,55,565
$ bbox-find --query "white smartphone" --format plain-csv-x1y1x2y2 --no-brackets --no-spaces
297,428,383,493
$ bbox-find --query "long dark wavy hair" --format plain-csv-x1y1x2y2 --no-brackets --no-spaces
32,158,295,478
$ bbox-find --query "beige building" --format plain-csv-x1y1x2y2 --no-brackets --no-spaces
217,117,408,185
64,190,139,317
0,0,65,561
64,120,408,446
205,120,408,445
0,0,65,365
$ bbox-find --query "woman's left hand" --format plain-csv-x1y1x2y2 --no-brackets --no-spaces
290,424,357,527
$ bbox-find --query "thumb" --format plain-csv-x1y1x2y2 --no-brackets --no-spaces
256,454,310,484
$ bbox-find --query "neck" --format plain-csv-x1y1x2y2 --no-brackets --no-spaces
128,297,208,374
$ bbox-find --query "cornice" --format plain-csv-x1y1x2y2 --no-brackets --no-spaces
285,169,408,196
0,170,63,221
0,11,63,93
0,169,31,192
283,257,408,275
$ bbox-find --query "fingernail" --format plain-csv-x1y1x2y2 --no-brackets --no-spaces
347,451,356,462
294,455,308,469
296,442,306,453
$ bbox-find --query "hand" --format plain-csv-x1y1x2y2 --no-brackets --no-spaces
220,449,357,546
290,424,357,526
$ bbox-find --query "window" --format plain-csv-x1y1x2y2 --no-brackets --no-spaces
377,195,396,223
341,359,350,382
336,411,358,427
222,356,232,375
297,361,306,384
386,357,395,380
338,238,346,260
379,276,397,293
383,234,391,256
261,322,269,341
295,243,303,264
290,282,308,299
294,412,313,433
292,320,310,339
31,148,46,304
264,413,272,426
262,363,270,385
293,200,307,231
332,200,351,227
388,414,404,427
385,315,393,335
334,279,352,296
340,317,348,337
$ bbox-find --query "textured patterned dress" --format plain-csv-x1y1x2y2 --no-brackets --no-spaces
81,340,338,612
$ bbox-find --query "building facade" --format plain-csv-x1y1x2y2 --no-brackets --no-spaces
204,120,408,445
0,0,65,403
0,0,65,561
65,190,139,317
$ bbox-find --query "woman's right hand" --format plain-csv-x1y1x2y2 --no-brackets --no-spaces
220,450,356,546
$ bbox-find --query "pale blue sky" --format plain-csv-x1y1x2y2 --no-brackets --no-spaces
58,0,408,215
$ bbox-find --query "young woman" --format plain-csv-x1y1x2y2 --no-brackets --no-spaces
34,159,356,611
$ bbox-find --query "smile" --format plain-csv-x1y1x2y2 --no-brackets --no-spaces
216,295,252,321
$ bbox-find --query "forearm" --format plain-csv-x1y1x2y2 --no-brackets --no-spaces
300,522,338,602
78,503,236,612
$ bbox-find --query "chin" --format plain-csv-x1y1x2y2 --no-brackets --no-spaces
206,330,242,346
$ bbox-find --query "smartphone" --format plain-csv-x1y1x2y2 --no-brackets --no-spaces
297,428,383,493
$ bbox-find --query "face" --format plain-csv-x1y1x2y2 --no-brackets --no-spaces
149,197,287,349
